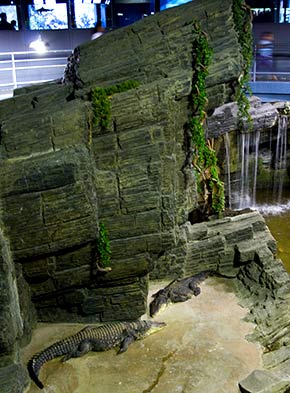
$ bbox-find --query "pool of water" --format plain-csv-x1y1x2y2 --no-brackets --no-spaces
252,190,290,272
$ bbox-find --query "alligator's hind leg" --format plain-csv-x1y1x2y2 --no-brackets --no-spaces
61,339,92,362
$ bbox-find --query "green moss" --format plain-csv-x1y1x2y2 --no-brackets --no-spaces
190,22,225,215
232,0,253,128
96,222,111,268
92,81,140,129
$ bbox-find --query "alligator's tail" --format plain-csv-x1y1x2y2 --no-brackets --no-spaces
27,335,79,389
27,355,45,389
206,270,234,279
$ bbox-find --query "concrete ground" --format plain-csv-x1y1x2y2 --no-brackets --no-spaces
22,277,263,393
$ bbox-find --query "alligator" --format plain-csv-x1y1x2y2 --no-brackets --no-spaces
149,270,230,317
28,319,166,389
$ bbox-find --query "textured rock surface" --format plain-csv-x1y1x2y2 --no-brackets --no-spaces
77,0,243,112
230,221,290,393
0,1,247,387
206,96,279,138
0,228,33,392
235,251,290,393
0,0,244,323
4,1,290,391
152,210,276,279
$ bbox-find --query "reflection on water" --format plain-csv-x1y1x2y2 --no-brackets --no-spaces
253,189,290,273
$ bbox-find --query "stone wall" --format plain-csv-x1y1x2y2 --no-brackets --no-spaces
154,210,290,392
0,1,250,390
77,0,243,112
0,0,245,324
151,209,277,279
0,227,33,392
237,240,290,393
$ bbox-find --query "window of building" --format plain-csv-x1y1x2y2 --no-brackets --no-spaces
279,0,290,23
114,0,151,28
0,5,18,30
160,0,190,11
73,0,97,28
28,1,68,30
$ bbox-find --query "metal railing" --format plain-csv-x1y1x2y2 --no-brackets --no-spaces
251,44,290,82
1,45,290,101
0,49,72,98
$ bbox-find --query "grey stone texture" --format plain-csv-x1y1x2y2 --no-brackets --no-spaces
0,0,244,324
206,96,280,138
0,2,246,387
236,253,290,393
180,211,290,393
2,1,290,391
0,227,32,391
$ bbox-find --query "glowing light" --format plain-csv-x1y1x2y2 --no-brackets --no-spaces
29,36,48,53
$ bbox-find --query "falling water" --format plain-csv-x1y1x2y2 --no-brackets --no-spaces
224,132,232,209
273,114,288,203
225,114,288,211
237,130,260,209
252,130,260,204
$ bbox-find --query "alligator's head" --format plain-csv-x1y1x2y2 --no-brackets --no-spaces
144,320,166,337
149,290,170,317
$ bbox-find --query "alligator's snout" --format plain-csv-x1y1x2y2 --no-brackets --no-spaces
149,296,168,317
146,321,166,336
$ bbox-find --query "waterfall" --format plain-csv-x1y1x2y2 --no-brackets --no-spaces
225,114,288,211
273,115,288,203
237,131,260,209
252,130,260,205
224,132,232,209
230,131,260,209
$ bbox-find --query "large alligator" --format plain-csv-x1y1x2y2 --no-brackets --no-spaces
149,270,230,317
28,319,166,389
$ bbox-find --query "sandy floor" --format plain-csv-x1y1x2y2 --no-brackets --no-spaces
22,277,263,393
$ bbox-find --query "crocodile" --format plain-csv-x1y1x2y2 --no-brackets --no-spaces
28,319,166,389
149,270,230,317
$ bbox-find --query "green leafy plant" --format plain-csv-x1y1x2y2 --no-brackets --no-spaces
232,0,253,128
190,22,225,215
96,222,111,269
92,80,140,129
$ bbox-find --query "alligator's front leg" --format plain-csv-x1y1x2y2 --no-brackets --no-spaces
188,281,201,296
118,335,136,354
61,339,92,362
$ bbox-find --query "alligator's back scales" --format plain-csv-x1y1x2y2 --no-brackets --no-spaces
149,270,231,316
28,319,166,389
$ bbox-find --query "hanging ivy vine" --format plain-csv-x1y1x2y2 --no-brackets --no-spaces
91,80,140,129
232,0,253,128
190,22,225,215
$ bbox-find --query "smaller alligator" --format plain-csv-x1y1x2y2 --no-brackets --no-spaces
149,270,230,317
28,319,166,389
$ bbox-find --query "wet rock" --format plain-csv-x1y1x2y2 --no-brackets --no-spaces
0,363,29,393
206,96,279,138
239,369,289,393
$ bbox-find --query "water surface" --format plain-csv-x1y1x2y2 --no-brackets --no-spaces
253,189,290,272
